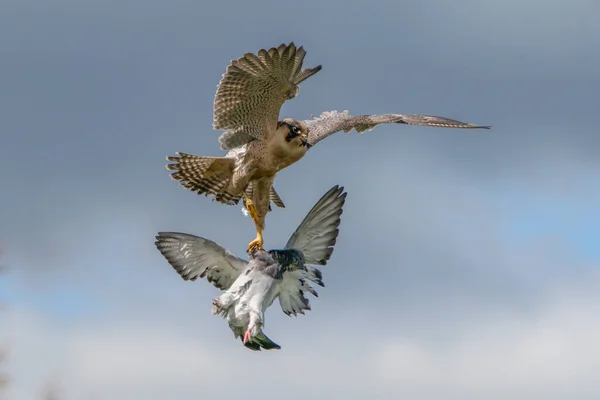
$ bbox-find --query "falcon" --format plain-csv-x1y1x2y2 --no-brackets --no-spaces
166,42,491,253
155,185,346,350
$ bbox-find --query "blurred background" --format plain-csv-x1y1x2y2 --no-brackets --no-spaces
1,0,599,399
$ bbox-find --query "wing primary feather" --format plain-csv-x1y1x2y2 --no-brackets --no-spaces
284,185,347,266
213,43,321,150
305,110,490,147
154,232,246,290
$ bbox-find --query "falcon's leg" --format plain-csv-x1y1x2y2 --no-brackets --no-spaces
243,192,264,254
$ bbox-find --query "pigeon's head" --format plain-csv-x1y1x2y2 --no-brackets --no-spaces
278,118,311,149
268,249,305,269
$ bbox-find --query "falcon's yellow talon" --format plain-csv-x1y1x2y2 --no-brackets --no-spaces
247,231,264,254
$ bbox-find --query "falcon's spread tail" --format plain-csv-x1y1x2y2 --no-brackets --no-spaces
167,153,239,205
166,152,285,209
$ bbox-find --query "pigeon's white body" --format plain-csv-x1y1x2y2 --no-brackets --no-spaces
156,185,347,350
214,263,279,342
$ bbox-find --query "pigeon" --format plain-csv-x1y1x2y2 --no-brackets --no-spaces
155,185,347,350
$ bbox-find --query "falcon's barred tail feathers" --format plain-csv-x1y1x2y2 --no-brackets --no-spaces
167,152,286,210
269,186,285,209
166,152,241,205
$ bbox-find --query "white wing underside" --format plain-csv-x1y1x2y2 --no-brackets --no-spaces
304,110,491,147
154,232,247,290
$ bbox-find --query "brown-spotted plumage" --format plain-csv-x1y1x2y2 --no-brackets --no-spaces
166,42,491,253
213,43,321,150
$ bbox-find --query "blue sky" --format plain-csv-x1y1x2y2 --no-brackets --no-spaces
502,190,600,259
1,0,600,399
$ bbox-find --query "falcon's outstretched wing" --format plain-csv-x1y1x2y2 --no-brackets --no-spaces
284,185,346,265
155,232,247,290
304,110,491,147
214,42,322,150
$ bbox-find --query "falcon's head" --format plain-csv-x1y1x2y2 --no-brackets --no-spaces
279,118,311,148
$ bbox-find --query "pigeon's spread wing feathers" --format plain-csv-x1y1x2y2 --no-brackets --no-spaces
285,185,346,265
155,232,246,290
305,110,491,147
214,43,322,150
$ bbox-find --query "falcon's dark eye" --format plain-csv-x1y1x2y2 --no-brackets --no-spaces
291,126,300,135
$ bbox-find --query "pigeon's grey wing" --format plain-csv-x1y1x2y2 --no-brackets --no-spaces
155,232,247,290
214,43,322,150
304,110,491,147
284,185,347,265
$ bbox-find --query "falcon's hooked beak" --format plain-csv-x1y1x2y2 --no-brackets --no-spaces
282,119,312,148
300,134,312,148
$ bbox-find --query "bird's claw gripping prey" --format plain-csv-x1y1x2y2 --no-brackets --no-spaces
155,185,348,350
164,43,490,253
247,234,264,254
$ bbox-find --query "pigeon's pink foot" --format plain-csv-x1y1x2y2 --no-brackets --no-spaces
212,299,222,314
243,329,252,344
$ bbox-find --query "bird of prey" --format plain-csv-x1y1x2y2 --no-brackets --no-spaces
166,42,490,254
155,185,346,351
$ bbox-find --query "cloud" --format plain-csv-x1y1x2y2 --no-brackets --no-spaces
3,274,600,400
2,1,599,399
373,280,600,400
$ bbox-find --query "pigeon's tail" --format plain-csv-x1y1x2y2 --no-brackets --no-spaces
165,152,241,205
243,331,281,351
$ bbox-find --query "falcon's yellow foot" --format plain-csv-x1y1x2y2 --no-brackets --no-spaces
243,192,264,253
247,231,264,254
242,193,259,221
